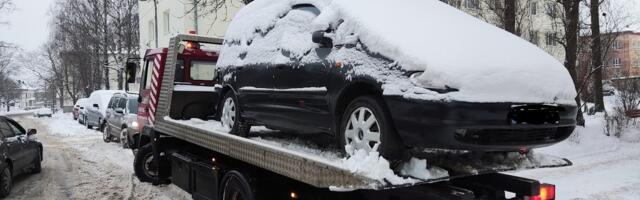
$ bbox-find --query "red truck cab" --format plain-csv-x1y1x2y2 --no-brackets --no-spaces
133,42,220,145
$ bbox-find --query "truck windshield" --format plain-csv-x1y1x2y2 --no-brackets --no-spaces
128,98,139,114
190,60,217,81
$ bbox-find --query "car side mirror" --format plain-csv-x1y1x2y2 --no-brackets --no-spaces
115,108,124,114
126,62,137,84
93,104,99,108
27,129,37,136
312,31,333,48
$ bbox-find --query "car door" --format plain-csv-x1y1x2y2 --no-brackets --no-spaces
112,97,128,135
105,96,118,133
0,119,29,170
5,119,38,169
269,5,332,132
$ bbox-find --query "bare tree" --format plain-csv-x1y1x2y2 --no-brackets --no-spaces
0,0,13,26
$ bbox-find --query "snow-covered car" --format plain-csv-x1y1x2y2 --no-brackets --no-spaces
33,108,52,118
73,98,88,121
84,90,123,130
102,93,139,148
216,0,578,161
0,116,42,197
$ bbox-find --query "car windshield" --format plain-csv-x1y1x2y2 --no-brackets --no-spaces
128,98,138,114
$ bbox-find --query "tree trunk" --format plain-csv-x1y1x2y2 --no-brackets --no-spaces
590,0,605,112
563,0,585,126
504,0,517,34
103,0,110,90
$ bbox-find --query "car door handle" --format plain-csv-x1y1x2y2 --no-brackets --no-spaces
276,65,286,70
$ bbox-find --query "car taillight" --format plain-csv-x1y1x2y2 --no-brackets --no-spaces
529,184,555,200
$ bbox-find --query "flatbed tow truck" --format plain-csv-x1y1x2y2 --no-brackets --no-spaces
127,34,569,200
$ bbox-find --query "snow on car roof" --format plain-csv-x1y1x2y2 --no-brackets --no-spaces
221,0,577,105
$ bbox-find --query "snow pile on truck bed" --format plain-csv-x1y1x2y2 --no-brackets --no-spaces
220,0,576,105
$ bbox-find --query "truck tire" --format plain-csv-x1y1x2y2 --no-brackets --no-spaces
0,165,12,198
220,171,255,200
338,96,404,165
134,144,168,183
220,92,250,137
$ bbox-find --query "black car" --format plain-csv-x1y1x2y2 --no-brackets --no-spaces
0,116,42,197
215,2,577,162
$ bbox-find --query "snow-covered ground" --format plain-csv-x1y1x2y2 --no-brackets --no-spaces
0,107,32,116
6,113,191,200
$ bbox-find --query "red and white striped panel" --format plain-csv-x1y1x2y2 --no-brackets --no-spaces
148,54,162,125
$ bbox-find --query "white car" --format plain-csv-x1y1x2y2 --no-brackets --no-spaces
34,108,53,118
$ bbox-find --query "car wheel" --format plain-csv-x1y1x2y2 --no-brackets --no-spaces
86,119,93,129
134,144,168,183
103,126,111,143
220,91,250,137
220,171,255,200
339,96,404,163
32,152,42,174
0,165,11,198
121,129,129,148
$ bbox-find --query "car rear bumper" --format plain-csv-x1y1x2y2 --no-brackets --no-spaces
383,96,577,151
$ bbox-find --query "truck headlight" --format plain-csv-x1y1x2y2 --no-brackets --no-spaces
131,121,139,128
408,71,458,93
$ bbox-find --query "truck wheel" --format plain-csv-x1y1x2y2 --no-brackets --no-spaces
103,126,111,143
120,129,129,148
0,166,12,198
221,171,255,200
220,92,250,137
339,96,404,164
134,144,168,183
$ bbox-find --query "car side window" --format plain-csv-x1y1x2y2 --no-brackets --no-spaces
108,96,118,109
6,120,25,135
117,97,127,109
0,120,15,138
275,5,320,62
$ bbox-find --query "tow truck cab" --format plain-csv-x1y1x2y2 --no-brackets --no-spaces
133,42,220,149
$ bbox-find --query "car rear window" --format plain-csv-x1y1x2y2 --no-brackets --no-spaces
190,60,217,81
128,98,138,114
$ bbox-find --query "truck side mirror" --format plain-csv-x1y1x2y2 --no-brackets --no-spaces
126,62,137,84
312,31,333,48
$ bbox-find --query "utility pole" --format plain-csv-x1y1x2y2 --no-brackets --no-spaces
154,0,159,48
193,0,199,34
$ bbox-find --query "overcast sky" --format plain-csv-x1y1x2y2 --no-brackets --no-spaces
0,0,639,52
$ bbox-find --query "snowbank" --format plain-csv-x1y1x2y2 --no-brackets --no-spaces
220,0,576,105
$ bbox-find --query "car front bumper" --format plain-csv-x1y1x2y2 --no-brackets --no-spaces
383,96,577,152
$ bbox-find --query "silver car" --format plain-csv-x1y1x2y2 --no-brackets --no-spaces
102,93,139,148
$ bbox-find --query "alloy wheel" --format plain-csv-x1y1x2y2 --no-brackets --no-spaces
221,97,236,130
344,107,381,154
143,155,158,177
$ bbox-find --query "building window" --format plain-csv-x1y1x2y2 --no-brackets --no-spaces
148,20,155,42
465,0,479,9
545,32,556,46
612,58,621,68
529,30,539,45
634,59,640,67
612,40,622,50
531,2,537,15
546,3,557,18
632,41,640,49
163,11,170,35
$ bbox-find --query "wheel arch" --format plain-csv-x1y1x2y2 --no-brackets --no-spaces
333,79,385,131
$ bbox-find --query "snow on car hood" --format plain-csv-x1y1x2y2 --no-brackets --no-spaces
221,0,577,105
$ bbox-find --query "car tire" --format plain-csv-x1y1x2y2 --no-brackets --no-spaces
121,129,129,148
32,152,42,174
0,165,11,198
103,126,111,143
86,118,93,129
134,144,169,183
220,91,250,137
338,96,404,164
220,171,255,200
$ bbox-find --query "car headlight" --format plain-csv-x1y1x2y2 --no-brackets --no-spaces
131,121,139,128
408,71,458,93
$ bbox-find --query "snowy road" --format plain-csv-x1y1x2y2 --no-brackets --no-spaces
6,115,191,200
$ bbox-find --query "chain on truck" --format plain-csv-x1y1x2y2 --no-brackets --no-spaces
121,34,566,200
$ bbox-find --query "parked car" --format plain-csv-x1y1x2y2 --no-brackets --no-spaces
215,1,578,162
102,93,139,148
84,90,122,130
0,116,42,197
33,108,52,118
73,98,88,121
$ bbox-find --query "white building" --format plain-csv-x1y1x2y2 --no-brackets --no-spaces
138,0,245,52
